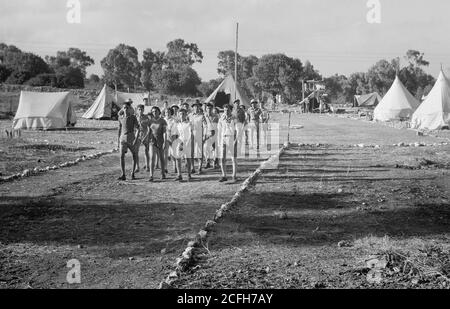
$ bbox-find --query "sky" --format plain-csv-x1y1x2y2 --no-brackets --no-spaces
1,0,450,81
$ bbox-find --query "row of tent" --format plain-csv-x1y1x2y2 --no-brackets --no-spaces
12,75,249,130
353,69,450,130
83,74,251,120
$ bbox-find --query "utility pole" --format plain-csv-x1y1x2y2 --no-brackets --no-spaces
235,22,239,99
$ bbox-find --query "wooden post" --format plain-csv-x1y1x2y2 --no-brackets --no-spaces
287,111,292,144
235,22,239,100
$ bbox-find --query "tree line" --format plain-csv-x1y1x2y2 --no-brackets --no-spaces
0,41,436,105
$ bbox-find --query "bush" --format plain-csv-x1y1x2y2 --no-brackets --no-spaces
55,66,84,89
0,64,12,82
25,73,57,87
5,70,31,85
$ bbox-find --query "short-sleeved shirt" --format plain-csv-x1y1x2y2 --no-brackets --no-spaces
205,114,219,133
149,117,167,147
232,107,247,124
219,114,236,139
261,108,270,123
137,114,151,141
248,107,262,123
119,114,139,144
166,117,179,139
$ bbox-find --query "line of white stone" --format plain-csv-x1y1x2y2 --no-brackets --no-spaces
158,143,290,289
0,148,119,183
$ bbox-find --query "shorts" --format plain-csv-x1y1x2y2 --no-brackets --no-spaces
120,140,137,154
220,135,236,159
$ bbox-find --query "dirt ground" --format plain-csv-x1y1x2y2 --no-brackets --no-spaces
0,115,280,289
1,114,449,289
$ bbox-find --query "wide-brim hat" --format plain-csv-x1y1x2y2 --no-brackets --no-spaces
192,102,202,108
250,99,258,105
123,99,133,106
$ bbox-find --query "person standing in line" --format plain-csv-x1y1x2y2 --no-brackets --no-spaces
117,99,140,181
190,101,207,175
135,104,151,173
260,101,271,150
173,108,193,182
148,106,167,182
248,99,262,150
232,100,247,159
204,103,219,169
218,104,237,183
165,107,179,174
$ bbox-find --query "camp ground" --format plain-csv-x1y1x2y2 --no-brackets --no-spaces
1,0,450,293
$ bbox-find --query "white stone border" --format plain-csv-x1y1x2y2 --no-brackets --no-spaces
0,148,119,183
158,143,290,289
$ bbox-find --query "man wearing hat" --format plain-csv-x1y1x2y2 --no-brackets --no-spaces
190,101,207,174
217,103,238,182
248,99,262,150
204,103,219,169
117,99,140,181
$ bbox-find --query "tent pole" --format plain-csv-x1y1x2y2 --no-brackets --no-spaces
235,22,239,100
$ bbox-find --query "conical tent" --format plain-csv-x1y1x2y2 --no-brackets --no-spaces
13,91,77,130
354,92,382,108
411,70,450,130
82,85,117,119
205,75,250,108
374,76,420,122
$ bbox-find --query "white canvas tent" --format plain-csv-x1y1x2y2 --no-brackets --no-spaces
205,75,250,108
82,85,118,119
13,91,77,130
374,76,420,122
353,92,382,108
411,70,450,130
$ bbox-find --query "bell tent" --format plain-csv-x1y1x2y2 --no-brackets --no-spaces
13,91,77,130
374,76,420,122
411,70,450,130
205,75,250,108
82,85,119,120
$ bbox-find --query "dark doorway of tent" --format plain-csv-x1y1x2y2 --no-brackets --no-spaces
212,92,230,109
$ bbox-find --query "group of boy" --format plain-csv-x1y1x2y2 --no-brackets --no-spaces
117,97,270,183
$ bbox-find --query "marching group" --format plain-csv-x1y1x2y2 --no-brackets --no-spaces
117,98,271,183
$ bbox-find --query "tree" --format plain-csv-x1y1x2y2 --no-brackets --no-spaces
101,44,141,90
253,54,304,103
303,60,322,81
0,64,12,83
366,59,396,95
405,50,430,68
55,66,84,88
324,74,350,104
141,48,166,91
25,73,57,87
3,52,51,84
241,55,259,80
198,78,222,97
46,48,94,78
165,39,203,69
151,69,180,94
152,66,201,96
177,66,201,95
88,74,100,83
217,50,242,77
